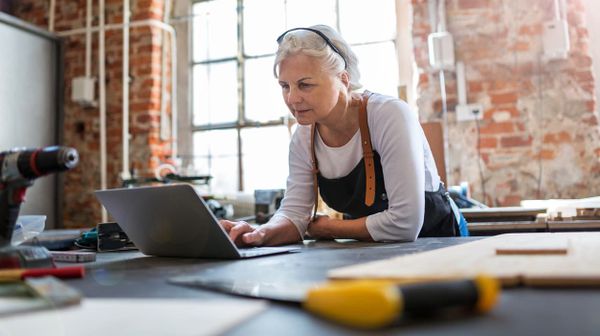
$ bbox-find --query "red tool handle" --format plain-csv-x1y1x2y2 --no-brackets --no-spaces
22,266,85,279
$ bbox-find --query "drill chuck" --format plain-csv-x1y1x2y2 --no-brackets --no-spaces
0,146,79,182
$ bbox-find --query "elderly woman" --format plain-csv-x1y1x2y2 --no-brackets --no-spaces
220,25,465,246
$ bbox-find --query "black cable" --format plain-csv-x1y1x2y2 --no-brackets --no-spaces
474,117,486,205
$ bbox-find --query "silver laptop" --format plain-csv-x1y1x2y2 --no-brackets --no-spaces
95,184,299,259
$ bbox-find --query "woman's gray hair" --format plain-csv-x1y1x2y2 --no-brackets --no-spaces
273,25,362,91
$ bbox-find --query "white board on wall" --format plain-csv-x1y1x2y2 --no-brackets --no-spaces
0,12,63,229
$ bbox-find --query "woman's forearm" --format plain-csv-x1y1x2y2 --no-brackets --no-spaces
332,217,373,241
307,216,374,241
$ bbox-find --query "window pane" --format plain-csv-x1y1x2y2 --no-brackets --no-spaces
193,0,238,62
245,56,289,122
193,129,239,194
354,42,399,97
339,0,396,44
241,126,290,192
243,0,286,56
285,0,337,28
193,61,238,125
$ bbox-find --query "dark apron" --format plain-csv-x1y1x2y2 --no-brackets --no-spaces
317,151,459,237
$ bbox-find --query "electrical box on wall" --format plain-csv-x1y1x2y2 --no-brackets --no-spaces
71,76,96,107
456,104,483,122
543,19,570,60
428,32,455,70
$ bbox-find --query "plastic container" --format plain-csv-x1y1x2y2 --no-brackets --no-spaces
11,215,46,246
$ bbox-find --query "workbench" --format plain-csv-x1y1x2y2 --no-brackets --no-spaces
61,237,600,335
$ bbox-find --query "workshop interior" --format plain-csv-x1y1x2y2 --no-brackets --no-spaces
1,0,600,334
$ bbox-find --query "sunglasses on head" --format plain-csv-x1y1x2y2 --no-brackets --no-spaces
276,27,348,70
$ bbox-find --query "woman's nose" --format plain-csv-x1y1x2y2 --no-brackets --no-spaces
286,87,302,104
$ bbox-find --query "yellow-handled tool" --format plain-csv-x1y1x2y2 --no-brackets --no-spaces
304,275,500,329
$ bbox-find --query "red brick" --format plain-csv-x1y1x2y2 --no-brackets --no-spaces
583,115,598,126
573,71,594,83
567,11,583,27
478,137,497,149
458,0,489,9
500,195,522,206
518,24,543,36
586,100,596,112
479,122,514,135
508,41,530,52
490,92,518,105
489,80,519,92
543,131,572,144
419,73,429,86
582,83,595,94
573,55,592,68
500,135,532,148
481,153,490,164
539,149,556,160
576,27,589,39
468,81,483,93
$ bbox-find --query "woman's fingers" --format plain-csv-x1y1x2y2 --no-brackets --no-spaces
228,221,255,245
219,220,266,246
219,219,235,232
242,230,265,246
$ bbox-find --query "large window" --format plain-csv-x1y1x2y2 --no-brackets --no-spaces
192,0,398,194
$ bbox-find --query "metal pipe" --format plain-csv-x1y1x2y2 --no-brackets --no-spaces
160,0,172,142
99,0,108,222
428,0,437,33
48,0,56,32
85,0,92,78
553,0,561,20
170,24,178,159
438,0,447,32
456,61,466,105
439,69,450,186
122,0,130,180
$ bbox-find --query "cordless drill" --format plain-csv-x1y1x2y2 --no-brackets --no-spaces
0,146,78,267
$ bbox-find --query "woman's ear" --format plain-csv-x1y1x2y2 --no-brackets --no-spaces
339,71,350,89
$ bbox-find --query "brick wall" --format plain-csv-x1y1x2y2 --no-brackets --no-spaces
13,0,172,227
412,0,599,206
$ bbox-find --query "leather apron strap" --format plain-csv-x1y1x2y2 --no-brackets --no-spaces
359,91,375,206
310,91,375,221
310,123,319,220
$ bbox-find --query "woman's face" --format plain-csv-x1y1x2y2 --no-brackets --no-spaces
277,53,345,125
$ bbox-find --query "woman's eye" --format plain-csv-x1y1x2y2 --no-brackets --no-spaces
299,83,312,89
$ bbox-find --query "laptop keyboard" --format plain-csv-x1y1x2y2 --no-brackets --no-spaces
238,247,296,258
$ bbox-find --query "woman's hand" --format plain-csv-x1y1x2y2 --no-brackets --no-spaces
306,215,336,240
219,220,266,247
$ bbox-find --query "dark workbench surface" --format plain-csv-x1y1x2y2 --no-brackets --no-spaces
63,237,600,335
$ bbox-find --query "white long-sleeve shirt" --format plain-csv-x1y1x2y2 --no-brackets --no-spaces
273,92,441,242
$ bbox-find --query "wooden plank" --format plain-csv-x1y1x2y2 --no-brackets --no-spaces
328,232,600,287
461,207,546,222
495,246,568,255
468,221,546,232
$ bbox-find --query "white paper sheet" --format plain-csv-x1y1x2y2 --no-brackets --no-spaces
0,298,267,336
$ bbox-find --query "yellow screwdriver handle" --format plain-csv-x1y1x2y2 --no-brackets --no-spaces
304,274,500,329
